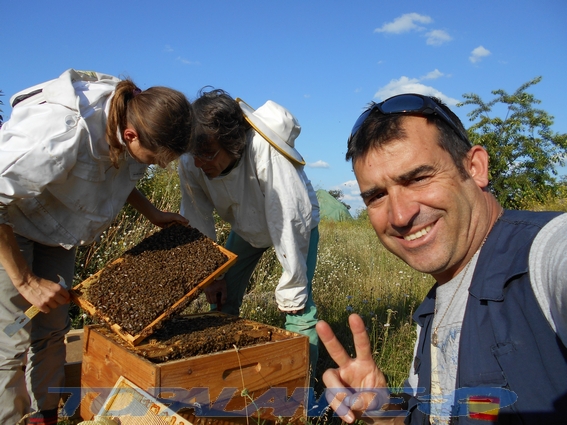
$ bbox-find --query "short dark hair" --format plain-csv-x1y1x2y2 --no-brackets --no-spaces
346,97,472,179
190,88,250,158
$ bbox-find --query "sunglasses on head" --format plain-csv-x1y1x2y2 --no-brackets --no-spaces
349,93,470,145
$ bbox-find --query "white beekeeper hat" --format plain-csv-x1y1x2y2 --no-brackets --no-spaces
237,98,305,165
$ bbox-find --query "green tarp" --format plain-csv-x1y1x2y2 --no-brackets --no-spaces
316,189,353,221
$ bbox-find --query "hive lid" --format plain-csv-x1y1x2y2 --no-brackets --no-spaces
71,225,237,346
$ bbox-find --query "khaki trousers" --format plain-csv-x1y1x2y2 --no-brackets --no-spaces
0,234,75,425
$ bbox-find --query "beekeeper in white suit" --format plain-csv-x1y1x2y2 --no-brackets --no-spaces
178,88,320,380
0,69,192,424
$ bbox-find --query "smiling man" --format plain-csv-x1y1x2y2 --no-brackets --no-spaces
316,94,567,424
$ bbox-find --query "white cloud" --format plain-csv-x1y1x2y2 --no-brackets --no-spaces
308,160,330,169
469,46,491,63
176,57,201,66
335,180,365,215
339,180,361,198
342,179,360,190
425,29,452,46
374,75,460,106
421,69,444,80
166,46,199,65
374,13,432,34
374,14,453,47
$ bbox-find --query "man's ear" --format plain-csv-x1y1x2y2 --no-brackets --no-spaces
123,127,138,143
466,145,490,189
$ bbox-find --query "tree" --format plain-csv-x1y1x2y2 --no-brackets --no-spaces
459,77,567,209
328,189,351,210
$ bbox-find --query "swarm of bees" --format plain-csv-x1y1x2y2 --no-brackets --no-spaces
86,224,228,335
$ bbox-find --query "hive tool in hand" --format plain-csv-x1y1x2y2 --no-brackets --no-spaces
3,275,67,337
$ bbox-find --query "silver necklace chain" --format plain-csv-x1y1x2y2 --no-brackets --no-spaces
431,208,504,346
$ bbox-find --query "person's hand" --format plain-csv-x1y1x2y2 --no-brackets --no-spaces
0,223,69,313
149,210,189,229
16,275,70,314
204,278,227,307
316,314,390,423
126,189,189,228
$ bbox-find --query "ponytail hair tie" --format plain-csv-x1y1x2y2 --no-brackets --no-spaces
133,88,142,97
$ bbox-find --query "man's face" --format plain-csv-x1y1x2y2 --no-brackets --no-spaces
354,116,485,283
192,142,235,179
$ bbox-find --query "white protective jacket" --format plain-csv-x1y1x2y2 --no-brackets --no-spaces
178,108,320,311
0,69,147,249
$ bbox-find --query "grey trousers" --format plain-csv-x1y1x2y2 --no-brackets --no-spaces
0,234,75,425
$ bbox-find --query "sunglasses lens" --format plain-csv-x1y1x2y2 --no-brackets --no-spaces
380,94,425,114
350,107,374,139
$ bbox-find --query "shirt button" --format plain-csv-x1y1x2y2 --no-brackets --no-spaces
65,115,78,127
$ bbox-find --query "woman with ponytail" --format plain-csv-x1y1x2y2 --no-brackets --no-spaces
0,69,192,424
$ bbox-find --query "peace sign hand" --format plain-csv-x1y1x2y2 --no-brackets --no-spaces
316,314,391,424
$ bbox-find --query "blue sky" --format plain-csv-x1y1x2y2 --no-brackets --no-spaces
2,0,566,214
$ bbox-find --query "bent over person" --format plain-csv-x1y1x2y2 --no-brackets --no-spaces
316,93,567,424
0,69,192,424
178,89,320,378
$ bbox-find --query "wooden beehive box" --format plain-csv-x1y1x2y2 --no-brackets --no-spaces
80,313,309,423
71,224,237,346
